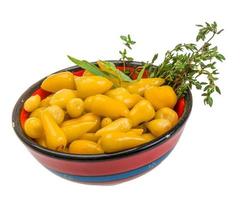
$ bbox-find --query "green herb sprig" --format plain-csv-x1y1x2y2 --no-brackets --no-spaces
119,34,136,73
68,22,224,107
67,55,133,86
149,22,225,106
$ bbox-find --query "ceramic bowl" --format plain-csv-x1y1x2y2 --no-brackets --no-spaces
12,61,192,184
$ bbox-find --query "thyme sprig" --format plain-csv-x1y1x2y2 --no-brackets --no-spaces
119,34,136,73
149,22,225,106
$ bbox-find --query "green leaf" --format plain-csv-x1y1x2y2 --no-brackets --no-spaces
207,97,213,107
215,53,225,61
97,60,120,79
200,82,207,85
126,43,132,49
215,86,221,94
151,53,158,64
136,65,146,81
217,29,224,34
98,60,133,82
67,55,107,77
118,70,133,82
126,57,134,61
120,35,128,42
127,34,136,44
203,85,210,91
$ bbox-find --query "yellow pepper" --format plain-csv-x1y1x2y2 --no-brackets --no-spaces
83,70,94,76
36,136,47,148
58,147,69,153
66,98,84,118
49,89,77,109
127,78,165,95
41,110,67,150
126,129,144,135
96,118,132,136
144,86,177,110
69,140,104,154
101,117,112,128
24,117,43,139
30,105,64,125
79,133,100,142
75,76,113,98
146,119,172,137
40,95,53,107
106,87,142,109
61,121,97,143
41,71,75,93
30,107,46,119
98,131,151,153
45,105,65,125
128,99,155,127
155,107,178,126
62,113,101,132
24,95,41,112
84,94,129,119
141,133,156,141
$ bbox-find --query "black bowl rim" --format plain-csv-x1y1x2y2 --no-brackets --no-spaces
12,60,192,161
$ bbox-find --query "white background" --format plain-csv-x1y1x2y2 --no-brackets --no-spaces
1,0,246,199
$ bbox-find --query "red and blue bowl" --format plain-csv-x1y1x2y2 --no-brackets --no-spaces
12,61,192,184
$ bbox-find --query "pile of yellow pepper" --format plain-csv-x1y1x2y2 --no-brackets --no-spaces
23,70,178,154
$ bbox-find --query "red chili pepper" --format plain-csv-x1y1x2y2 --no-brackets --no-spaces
175,97,186,118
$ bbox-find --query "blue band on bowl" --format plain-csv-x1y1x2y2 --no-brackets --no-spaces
48,150,172,183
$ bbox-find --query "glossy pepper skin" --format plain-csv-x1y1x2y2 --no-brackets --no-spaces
41,110,67,150
106,87,142,109
66,98,84,118
24,117,43,139
84,94,129,119
127,78,165,95
61,121,97,143
101,117,112,127
62,113,101,132
41,71,75,93
69,140,104,154
126,129,144,135
79,133,100,142
45,105,65,125
30,107,46,119
144,86,177,110
155,107,178,126
96,118,132,136
49,89,77,109
98,131,152,153
40,95,53,107
128,99,155,127
75,76,113,99
24,95,41,112
30,105,65,125
36,136,47,147
146,119,172,137
142,133,156,141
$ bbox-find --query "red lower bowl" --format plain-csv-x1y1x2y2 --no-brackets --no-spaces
12,61,192,184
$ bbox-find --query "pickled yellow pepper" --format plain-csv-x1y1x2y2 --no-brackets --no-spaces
41,110,67,150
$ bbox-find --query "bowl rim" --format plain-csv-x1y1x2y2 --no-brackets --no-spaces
12,60,192,161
